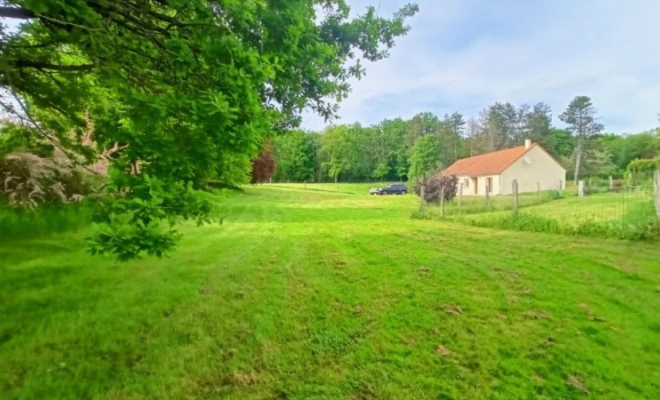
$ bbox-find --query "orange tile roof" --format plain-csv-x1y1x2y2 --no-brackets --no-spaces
443,144,536,176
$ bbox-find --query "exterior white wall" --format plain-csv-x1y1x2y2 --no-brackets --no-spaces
499,146,566,195
478,175,500,196
456,174,500,196
456,176,472,196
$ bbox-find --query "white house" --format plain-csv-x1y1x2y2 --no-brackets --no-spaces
443,140,566,196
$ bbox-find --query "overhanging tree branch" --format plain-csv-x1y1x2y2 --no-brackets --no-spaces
12,60,96,71
0,6,34,19
4,87,103,176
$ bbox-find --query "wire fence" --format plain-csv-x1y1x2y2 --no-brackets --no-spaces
263,178,660,240
425,180,659,240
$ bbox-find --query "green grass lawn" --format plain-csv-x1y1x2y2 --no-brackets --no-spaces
2,186,660,399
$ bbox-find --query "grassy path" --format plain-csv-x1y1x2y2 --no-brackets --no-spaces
1,186,659,399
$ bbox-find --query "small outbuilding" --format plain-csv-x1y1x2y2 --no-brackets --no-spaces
442,140,566,196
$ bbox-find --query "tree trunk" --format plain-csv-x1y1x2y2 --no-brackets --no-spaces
573,139,583,186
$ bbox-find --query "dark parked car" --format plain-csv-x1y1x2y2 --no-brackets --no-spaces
371,183,407,195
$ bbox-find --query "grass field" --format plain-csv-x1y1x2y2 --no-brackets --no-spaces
519,189,654,225
442,188,657,239
267,181,397,195
2,185,660,399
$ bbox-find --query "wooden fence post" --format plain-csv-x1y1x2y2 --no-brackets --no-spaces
485,182,491,211
420,184,426,211
558,180,563,197
655,170,660,219
512,179,519,216
458,183,463,208
537,182,541,203
440,186,445,217
578,180,585,198
609,175,614,191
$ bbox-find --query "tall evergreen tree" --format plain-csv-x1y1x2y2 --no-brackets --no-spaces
526,102,553,148
442,112,466,164
559,96,604,184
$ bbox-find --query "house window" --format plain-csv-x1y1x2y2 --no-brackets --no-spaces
463,178,470,187
486,177,493,193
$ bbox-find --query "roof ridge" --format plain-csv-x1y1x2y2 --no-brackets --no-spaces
463,144,526,158
442,143,537,176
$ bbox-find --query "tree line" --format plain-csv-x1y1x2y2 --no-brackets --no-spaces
266,96,660,184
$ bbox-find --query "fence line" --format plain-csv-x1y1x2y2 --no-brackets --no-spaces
418,178,657,240
655,170,660,219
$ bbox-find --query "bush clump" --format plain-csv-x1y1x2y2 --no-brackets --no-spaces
414,174,458,202
1,151,90,208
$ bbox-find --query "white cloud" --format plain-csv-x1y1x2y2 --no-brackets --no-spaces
302,0,660,133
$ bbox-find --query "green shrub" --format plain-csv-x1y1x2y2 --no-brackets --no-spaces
414,174,458,203
627,157,660,173
584,185,609,195
542,190,562,201
644,221,660,240
587,176,607,187
410,209,432,220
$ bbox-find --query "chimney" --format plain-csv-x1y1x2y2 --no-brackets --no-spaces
524,139,531,149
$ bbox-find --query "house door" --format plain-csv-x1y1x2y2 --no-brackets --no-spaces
472,177,478,194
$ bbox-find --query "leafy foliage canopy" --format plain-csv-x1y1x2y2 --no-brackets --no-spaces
0,0,418,258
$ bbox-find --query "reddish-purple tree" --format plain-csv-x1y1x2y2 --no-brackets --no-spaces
250,140,276,184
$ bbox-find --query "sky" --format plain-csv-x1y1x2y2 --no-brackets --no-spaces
301,0,660,134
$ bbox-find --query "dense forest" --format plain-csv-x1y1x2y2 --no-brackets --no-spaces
267,96,660,184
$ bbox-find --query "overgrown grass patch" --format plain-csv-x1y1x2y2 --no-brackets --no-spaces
439,190,563,216
0,202,93,240
440,189,657,240
456,213,657,240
